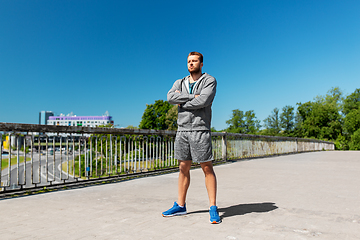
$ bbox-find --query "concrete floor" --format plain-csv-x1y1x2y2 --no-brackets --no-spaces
0,151,359,239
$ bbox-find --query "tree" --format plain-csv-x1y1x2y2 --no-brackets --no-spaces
226,109,245,133
334,133,348,150
296,100,342,140
125,125,138,129
211,127,219,132
294,88,344,141
263,108,280,135
226,109,260,134
165,105,178,131
139,100,173,130
343,108,360,135
244,110,261,134
318,87,343,110
340,88,360,149
348,129,360,150
294,102,311,137
342,88,360,115
342,108,360,150
280,105,295,134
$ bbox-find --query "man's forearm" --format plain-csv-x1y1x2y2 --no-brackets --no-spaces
181,94,214,110
181,81,216,110
167,90,195,105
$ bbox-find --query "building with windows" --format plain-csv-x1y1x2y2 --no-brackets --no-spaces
39,111,54,125
47,115,114,127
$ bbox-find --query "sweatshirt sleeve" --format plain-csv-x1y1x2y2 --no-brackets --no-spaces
167,79,195,104
181,77,217,110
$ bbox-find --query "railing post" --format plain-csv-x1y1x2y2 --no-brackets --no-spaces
222,133,227,161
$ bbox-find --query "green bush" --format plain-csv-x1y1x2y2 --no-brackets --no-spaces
349,129,360,150
334,134,348,150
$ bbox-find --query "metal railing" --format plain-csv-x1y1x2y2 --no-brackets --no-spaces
0,122,334,193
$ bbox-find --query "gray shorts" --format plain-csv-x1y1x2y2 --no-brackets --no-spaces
174,131,213,163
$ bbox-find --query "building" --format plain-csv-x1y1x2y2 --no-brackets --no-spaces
47,113,114,127
39,111,54,125
2,135,25,151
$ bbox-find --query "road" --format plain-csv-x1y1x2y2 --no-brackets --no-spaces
1,152,76,189
1,151,171,189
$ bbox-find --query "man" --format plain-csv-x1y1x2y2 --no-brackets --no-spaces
163,52,221,224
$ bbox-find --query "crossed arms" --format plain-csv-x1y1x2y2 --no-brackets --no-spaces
167,78,216,110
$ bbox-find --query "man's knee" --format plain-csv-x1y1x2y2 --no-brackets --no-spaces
201,161,215,175
179,160,191,173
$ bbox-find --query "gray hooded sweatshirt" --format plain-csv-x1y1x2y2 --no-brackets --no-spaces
167,73,217,131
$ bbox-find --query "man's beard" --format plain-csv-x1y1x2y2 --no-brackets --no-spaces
188,66,201,74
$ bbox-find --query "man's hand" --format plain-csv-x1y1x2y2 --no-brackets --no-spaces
195,94,200,98
175,90,181,106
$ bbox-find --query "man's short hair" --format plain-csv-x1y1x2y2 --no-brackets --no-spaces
188,52,203,63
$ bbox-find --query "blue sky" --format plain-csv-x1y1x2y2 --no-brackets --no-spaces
1,0,359,130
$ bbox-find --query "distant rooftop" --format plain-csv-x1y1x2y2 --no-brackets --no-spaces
49,116,112,120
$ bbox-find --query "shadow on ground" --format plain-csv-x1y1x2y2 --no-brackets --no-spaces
188,202,278,219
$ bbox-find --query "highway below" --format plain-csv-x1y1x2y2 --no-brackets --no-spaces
1,152,76,189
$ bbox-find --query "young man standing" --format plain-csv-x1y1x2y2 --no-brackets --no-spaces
163,52,221,224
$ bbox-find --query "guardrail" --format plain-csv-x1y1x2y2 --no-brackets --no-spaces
0,122,334,193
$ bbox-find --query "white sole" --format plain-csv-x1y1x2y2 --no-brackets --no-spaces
162,212,187,217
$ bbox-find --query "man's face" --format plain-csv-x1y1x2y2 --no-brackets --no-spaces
187,55,203,74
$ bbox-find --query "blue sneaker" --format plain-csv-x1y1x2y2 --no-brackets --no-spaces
162,202,187,217
209,205,221,224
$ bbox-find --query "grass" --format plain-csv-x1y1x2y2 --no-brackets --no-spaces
61,157,178,179
1,156,30,170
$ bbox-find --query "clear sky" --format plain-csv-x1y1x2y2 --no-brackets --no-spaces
1,0,359,130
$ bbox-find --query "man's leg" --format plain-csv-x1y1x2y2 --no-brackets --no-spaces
201,161,221,223
178,160,192,206
162,160,191,217
200,161,217,207
162,132,192,217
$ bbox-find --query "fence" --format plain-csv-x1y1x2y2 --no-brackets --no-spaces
0,122,334,193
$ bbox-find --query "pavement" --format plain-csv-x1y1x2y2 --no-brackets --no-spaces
0,151,359,240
